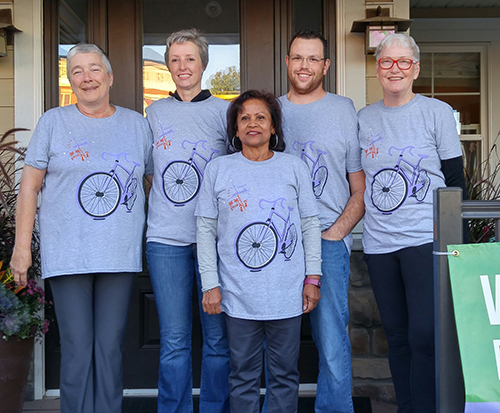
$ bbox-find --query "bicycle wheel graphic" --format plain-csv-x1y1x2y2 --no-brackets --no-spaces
78,172,121,217
312,165,328,197
283,223,298,259
371,168,408,213
415,170,430,202
162,160,201,204
124,177,138,211
236,222,278,270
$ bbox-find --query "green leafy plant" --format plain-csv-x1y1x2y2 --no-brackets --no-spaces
463,130,500,243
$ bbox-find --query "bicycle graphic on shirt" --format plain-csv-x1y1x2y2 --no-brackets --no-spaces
235,198,298,271
292,140,328,198
371,145,431,214
162,139,219,205
77,152,140,219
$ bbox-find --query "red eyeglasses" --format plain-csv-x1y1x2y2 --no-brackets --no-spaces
378,58,415,70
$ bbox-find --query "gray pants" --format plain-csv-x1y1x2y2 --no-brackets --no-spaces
50,273,135,413
225,314,301,413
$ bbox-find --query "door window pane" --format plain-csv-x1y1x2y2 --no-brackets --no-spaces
293,0,322,33
414,51,481,134
143,0,240,112
58,0,87,107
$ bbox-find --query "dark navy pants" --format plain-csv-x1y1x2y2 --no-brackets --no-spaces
50,272,135,413
364,243,436,413
225,314,301,413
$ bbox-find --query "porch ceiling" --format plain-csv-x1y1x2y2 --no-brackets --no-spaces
411,0,500,17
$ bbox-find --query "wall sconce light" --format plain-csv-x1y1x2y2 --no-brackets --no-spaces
0,9,22,57
350,6,412,55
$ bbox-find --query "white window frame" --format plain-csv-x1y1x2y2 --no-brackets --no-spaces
417,42,490,164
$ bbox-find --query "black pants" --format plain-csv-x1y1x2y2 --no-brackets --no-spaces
364,243,435,413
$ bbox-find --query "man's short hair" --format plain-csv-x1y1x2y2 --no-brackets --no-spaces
288,30,328,60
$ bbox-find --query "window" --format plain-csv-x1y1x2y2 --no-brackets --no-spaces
58,0,87,107
413,44,488,180
142,0,240,112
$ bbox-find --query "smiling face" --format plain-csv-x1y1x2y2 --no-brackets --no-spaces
68,52,113,109
167,41,205,95
286,37,330,97
236,99,276,153
376,44,420,101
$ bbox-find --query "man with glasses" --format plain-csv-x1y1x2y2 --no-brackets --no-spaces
279,30,365,413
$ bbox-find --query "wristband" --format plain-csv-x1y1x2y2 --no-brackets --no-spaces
304,278,322,288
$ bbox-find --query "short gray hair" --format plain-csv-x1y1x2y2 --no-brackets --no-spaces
165,28,209,70
66,43,113,79
375,33,420,63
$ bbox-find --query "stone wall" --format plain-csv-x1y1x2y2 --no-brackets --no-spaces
349,247,397,405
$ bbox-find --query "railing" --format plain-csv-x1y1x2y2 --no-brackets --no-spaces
434,187,500,412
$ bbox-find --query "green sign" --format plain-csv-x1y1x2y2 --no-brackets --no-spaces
448,242,500,412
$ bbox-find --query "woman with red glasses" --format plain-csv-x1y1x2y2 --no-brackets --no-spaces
358,33,467,412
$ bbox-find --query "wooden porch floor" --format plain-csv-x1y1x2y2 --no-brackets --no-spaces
23,397,398,412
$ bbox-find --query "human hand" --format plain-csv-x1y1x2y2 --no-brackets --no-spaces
302,283,321,313
202,287,222,315
10,246,32,287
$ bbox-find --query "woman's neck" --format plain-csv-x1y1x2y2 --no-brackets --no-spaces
176,86,202,102
76,101,116,118
241,147,274,162
383,90,416,108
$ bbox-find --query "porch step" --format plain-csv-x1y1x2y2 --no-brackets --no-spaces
24,396,386,412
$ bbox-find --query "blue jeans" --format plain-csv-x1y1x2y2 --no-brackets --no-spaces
146,242,230,413
309,239,353,413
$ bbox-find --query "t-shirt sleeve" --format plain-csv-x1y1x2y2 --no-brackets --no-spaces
194,161,219,219
434,101,463,161
296,160,319,218
24,114,51,170
344,99,362,173
144,122,154,176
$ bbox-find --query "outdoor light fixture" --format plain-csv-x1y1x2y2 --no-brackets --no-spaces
350,6,412,55
0,9,22,57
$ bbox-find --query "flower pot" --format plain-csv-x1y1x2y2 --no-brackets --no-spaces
0,331,35,413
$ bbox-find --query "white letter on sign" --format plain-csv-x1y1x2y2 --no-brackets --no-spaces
481,275,500,325
494,340,500,380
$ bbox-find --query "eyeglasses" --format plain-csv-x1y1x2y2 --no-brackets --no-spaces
289,55,326,65
378,58,416,70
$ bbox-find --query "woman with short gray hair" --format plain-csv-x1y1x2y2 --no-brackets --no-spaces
11,43,153,412
358,33,466,411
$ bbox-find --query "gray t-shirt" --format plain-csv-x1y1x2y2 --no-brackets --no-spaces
279,93,362,253
146,96,228,246
25,104,153,278
358,94,463,254
195,151,318,320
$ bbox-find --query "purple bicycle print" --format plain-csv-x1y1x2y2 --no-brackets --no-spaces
371,145,431,213
235,198,298,270
78,152,139,218
292,140,328,198
162,139,219,205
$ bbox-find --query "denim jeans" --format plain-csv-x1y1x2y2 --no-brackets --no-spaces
309,239,353,413
146,242,230,413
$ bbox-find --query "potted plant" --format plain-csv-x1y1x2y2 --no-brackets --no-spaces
0,128,50,413
463,130,500,243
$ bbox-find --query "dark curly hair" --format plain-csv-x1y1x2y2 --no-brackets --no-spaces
227,90,285,154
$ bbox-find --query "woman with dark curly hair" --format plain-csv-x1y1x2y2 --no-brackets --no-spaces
195,90,322,413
